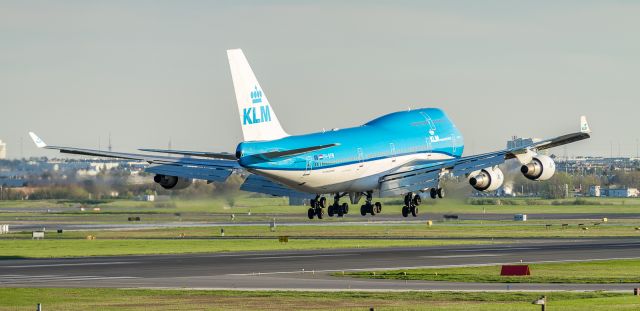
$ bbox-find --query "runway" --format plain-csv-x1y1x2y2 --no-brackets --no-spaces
2,238,640,291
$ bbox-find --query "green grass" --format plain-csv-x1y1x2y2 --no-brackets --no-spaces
0,288,637,310
3,197,640,215
342,259,640,283
5,220,640,240
0,238,489,258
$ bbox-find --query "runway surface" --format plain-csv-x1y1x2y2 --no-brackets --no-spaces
2,238,640,291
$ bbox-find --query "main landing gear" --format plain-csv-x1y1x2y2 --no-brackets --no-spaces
308,194,350,220
328,193,349,217
402,188,444,217
307,195,326,220
430,187,445,199
360,191,382,216
401,192,420,217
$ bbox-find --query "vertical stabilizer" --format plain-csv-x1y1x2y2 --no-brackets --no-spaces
227,49,289,142
580,116,591,134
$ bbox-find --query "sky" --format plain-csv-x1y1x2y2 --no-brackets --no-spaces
1,1,638,159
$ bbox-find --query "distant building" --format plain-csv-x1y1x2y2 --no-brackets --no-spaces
589,185,638,197
0,140,6,159
606,188,639,198
506,136,535,149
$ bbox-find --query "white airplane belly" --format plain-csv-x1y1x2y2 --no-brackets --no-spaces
254,152,453,194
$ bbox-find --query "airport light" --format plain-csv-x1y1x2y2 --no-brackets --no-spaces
532,295,546,310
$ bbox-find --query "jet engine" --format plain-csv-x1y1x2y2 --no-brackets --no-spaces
468,167,504,192
153,174,193,190
521,155,556,181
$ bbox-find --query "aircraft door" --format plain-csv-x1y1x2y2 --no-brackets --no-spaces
303,156,312,176
420,112,437,150
451,134,457,153
389,143,396,163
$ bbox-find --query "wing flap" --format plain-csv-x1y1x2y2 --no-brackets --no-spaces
139,149,237,160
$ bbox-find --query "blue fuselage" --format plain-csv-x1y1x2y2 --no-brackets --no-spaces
236,108,464,173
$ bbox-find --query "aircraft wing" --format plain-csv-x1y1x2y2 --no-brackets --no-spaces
138,148,237,160
240,174,315,199
378,116,591,197
29,132,239,182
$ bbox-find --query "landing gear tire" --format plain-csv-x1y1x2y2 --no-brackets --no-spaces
328,205,335,217
374,202,382,214
411,205,419,217
430,188,437,199
338,203,348,217
316,207,324,219
360,205,367,216
412,195,421,206
369,204,376,216
437,188,445,199
402,206,409,217
307,208,315,219
318,197,327,208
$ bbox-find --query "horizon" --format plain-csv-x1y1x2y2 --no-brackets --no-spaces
2,1,639,159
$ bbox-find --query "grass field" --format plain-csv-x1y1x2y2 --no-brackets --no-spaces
342,259,640,284
3,197,640,257
0,238,489,258
0,288,637,310
4,220,640,240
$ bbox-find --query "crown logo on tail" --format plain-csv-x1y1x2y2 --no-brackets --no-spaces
251,86,263,104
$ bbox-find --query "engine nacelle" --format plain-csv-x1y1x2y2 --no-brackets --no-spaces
153,174,192,190
469,167,504,192
521,155,556,181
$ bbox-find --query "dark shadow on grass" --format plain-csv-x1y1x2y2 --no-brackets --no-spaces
0,255,28,260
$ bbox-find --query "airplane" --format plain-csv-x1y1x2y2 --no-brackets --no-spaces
29,49,592,220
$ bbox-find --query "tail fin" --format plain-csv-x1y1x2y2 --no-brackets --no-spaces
227,49,288,142
580,115,591,134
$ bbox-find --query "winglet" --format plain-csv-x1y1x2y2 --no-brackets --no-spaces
28,132,47,148
580,116,591,134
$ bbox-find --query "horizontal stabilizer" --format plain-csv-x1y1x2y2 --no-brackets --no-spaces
139,149,237,160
